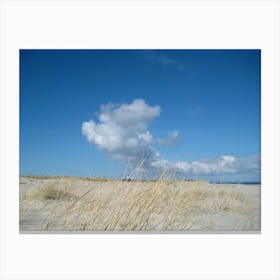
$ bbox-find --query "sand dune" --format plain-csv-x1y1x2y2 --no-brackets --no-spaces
19,176,260,232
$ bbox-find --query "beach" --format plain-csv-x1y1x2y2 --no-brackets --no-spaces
19,176,260,232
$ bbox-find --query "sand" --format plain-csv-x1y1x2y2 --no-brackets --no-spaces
19,176,260,232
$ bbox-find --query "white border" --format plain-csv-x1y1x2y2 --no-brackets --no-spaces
1,0,279,279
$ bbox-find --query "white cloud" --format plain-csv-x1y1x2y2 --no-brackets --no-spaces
187,106,204,117
155,130,179,146
191,156,237,175
157,54,176,65
82,99,160,154
190,155,260,176
82,99,260,180
82,99,163,168
141,51,185,71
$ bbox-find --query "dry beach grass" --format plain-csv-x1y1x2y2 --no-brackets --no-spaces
19,176,260,232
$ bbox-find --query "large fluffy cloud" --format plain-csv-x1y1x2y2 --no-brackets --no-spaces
82,99,165,174
82,99,159,154
82,99,260,179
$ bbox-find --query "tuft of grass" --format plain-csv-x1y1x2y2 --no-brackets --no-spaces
26,183,78,201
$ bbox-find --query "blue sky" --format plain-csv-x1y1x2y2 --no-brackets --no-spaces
20,50,260,182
